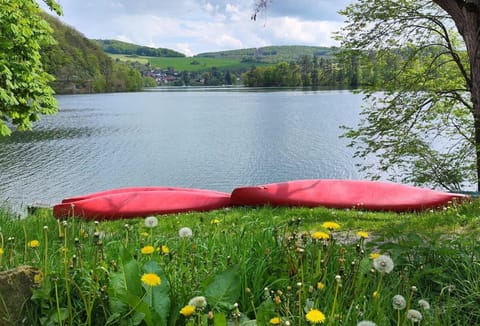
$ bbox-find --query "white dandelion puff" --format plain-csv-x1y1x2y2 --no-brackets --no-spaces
373,254,394,273
179,227,193,238
392,294,406,310
357,321,377,326
418,299,430,310
144,216,158,228
407,309,423,323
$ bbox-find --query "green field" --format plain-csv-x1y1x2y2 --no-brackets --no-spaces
110,54,271,72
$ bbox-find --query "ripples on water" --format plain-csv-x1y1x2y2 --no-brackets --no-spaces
0,88,364,213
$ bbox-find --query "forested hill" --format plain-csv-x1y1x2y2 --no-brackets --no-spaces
196,46,336,63
40,13,145,94
95,39,185,57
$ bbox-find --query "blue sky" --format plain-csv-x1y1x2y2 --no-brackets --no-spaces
40,0,353,56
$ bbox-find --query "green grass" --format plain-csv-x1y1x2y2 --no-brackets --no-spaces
110,54,272,72
1,201,480,325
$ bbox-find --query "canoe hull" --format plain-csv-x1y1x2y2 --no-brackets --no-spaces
230,179,469,212
54,189,231,220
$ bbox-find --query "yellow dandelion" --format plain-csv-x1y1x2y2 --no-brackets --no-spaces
305,309,326,324
141,273,161,287
357,231,369,239
0,248,4,256
161,245,170,254
140,232,149,238
369,252,381,260
321,221,340,231
270,317,282,324
317,282,325,290
179,304,196,317
211,219,220,225
28,240,40,248
312,231,330,240
141,245,155,255
373,291,379,299
34,272,43,284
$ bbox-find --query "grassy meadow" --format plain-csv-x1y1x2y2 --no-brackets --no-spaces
110,54,270,72
1,201,480,325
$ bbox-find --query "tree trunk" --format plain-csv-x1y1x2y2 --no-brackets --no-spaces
433,0,480,190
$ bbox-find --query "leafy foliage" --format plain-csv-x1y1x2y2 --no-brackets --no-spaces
95,39,185,58
337,0,476,191
0,0,61,136
40,13,144,94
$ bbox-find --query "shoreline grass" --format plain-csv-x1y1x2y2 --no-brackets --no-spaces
1,201,479,325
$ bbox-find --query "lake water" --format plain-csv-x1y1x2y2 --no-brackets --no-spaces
0,87,365,213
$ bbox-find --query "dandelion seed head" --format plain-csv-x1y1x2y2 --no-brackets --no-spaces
373,254,394,273
357,321,377,326
392,294,406,310
188,296,207,309
144,216,158,228
418,299,430,310
407,309,423,322
179,227,193,238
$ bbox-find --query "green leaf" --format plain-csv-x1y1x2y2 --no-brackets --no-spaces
204,265,241,310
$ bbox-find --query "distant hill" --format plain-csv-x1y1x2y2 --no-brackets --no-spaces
196,45,336,63
40,14,145,94
95,39,185,57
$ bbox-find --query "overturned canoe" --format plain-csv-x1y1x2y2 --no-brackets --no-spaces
230,179,469,212
54,188,231,220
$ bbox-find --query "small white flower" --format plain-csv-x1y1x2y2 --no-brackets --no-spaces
407,309,423,323
373,254,394,273
392,295,406,310
188,296,207,309
179,227,193,238
418,299,430,310
144,216,158,228
357,321,377,326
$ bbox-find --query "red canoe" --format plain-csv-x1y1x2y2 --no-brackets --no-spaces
61,186,229,203
54,189,231,220
230,179,469,212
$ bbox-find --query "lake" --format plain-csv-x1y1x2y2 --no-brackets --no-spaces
0,87,365,213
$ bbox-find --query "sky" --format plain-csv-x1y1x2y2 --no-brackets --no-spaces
39,0,353,57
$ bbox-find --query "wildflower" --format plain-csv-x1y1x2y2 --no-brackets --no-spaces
179,227,193,238
141,245,155,255
179,305,196,317
392,295,406,310
34,272,43,284
321,221,340,231
373,255,394,273
160,245,170,254
28,240,40,248
406,309,423,323
373,291,379,299
144,216,158,228
0,248,4,256
312,231,330,240
141,273,161,287
357,321,377,326
418,299,430,310
189,296,207,310
305,309,326,324
270,317,282,324
369,252,380,260
357,231,369,238
317,282,325,290
211,219,220,225
140,232,149,237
